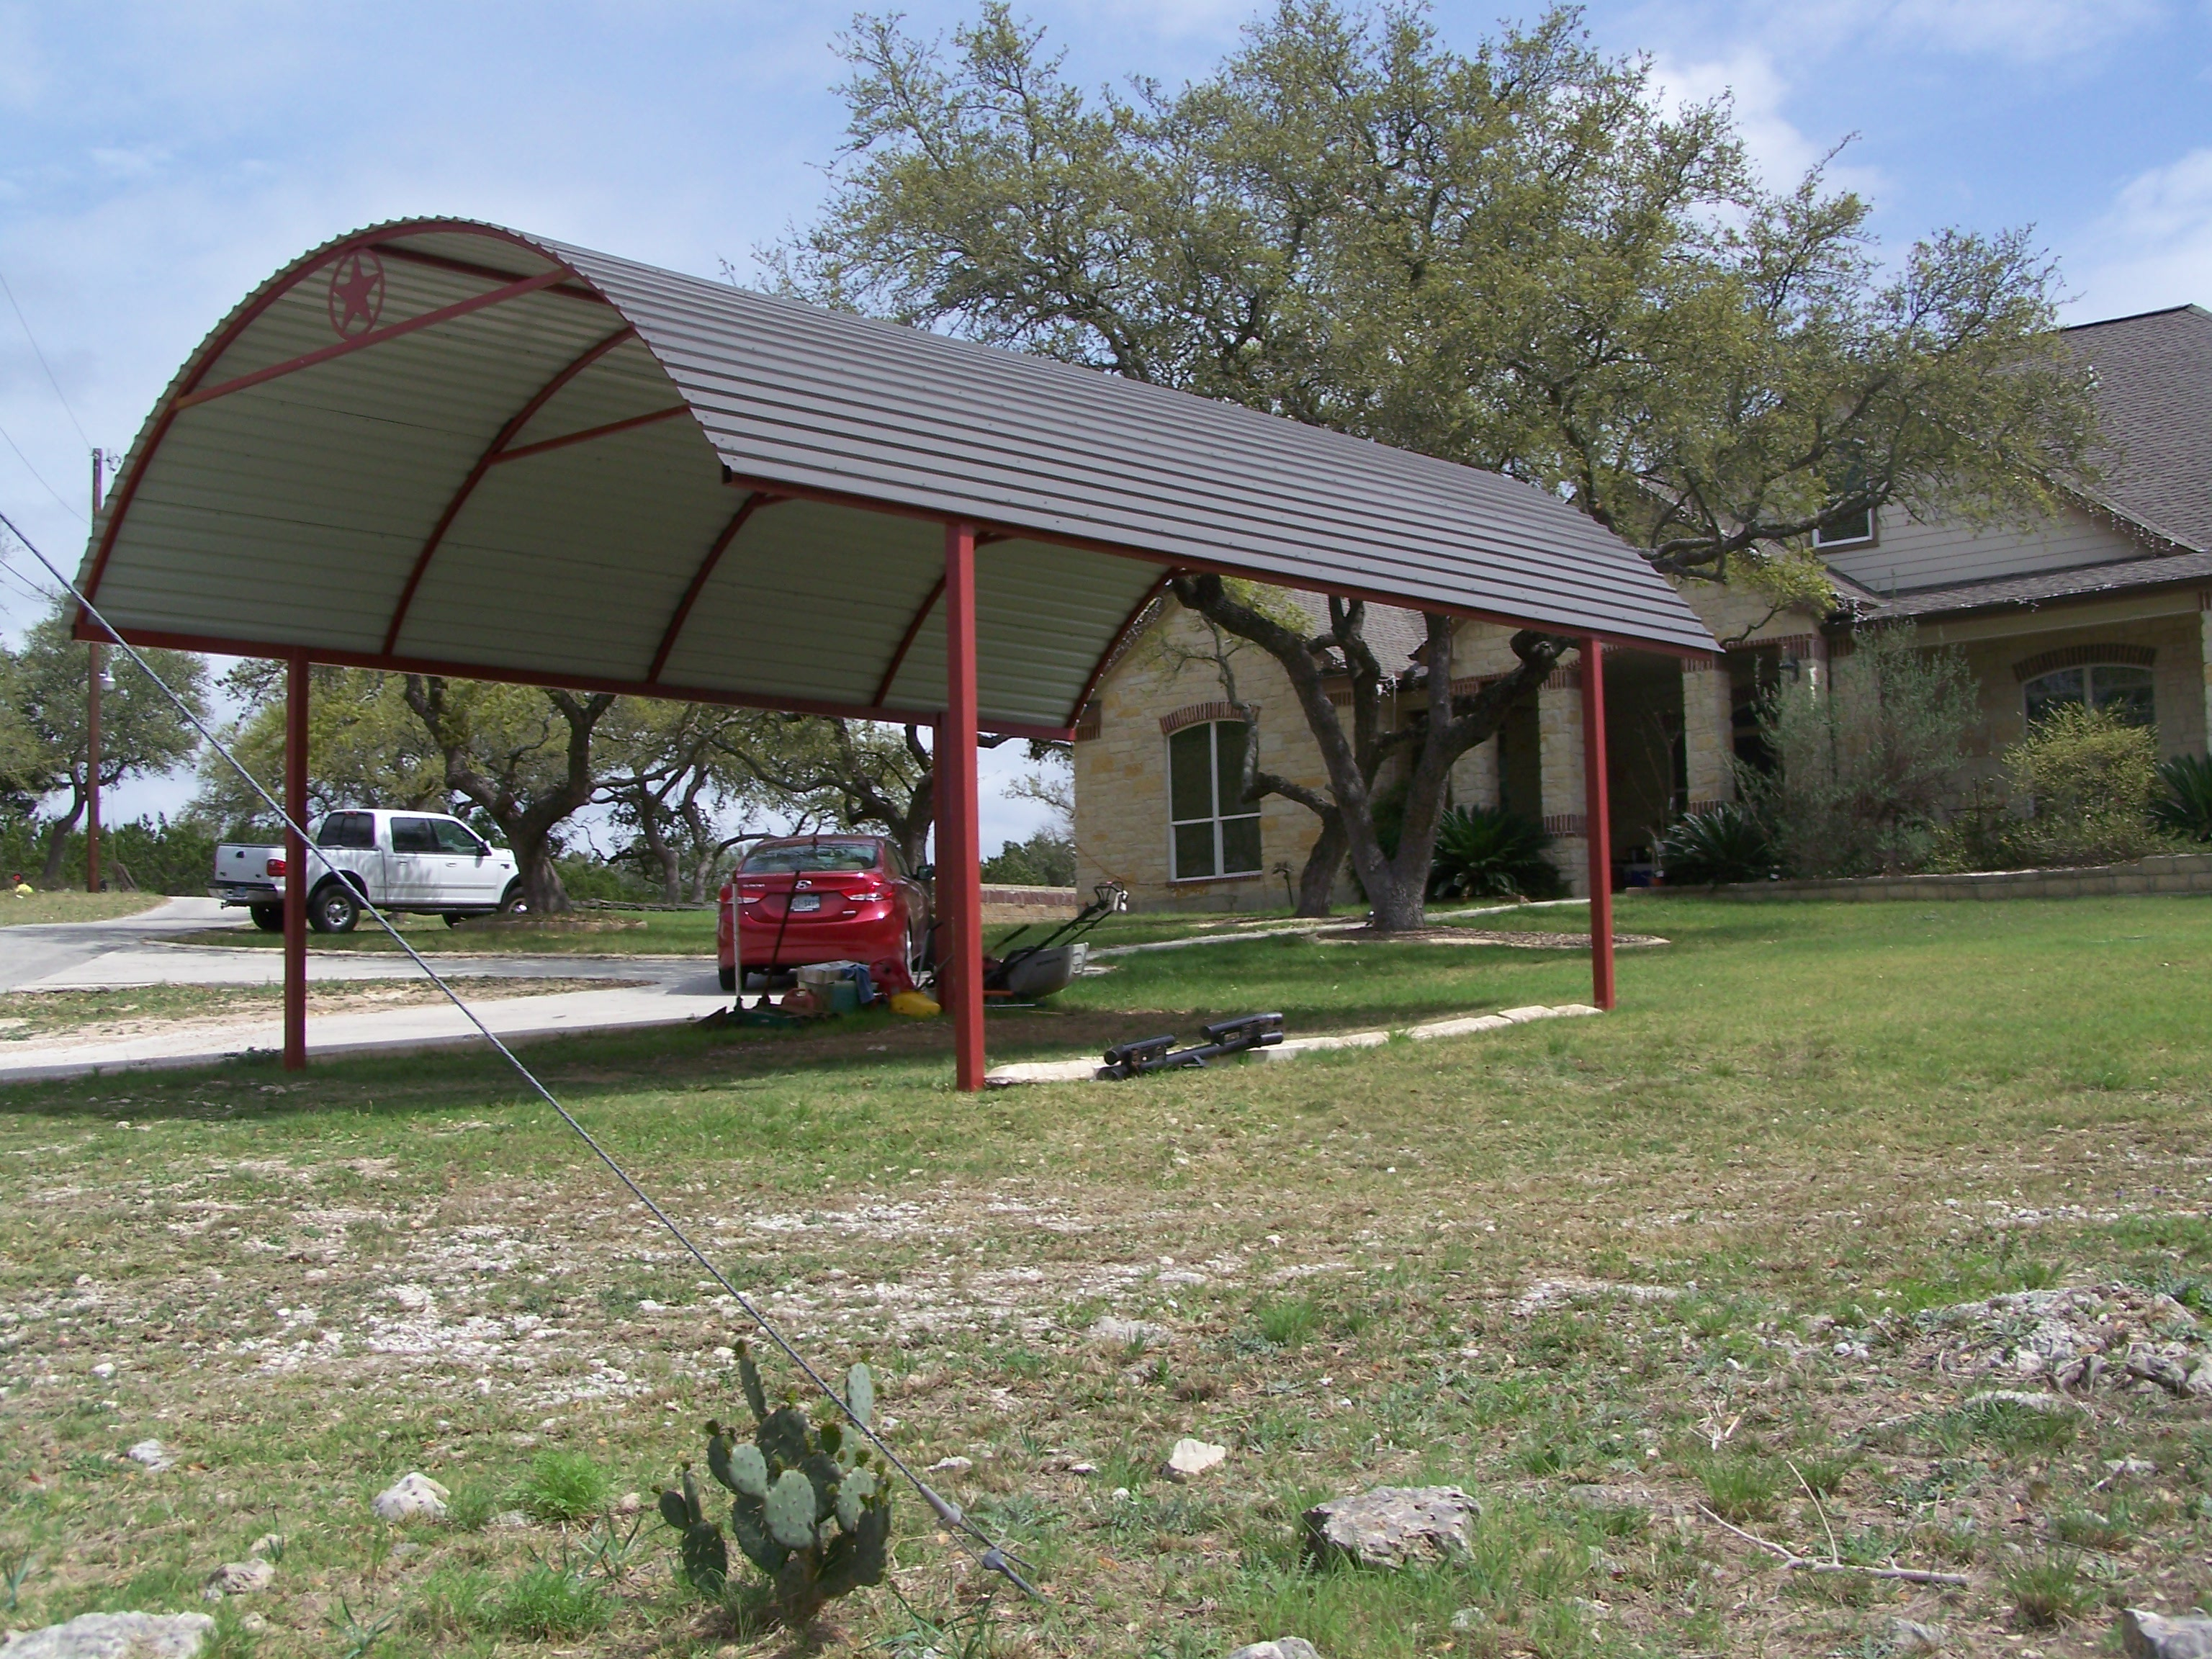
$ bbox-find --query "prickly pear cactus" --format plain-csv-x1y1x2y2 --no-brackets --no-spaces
655,1340,893,1624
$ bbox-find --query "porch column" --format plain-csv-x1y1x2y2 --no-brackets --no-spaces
1581,640,1615,1010
940,523,986,1091
283,651,309,1071
1681,654,1734,811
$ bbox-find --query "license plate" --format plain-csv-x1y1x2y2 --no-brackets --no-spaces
790,894,822,912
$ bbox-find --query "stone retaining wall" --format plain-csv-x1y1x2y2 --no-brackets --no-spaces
1706,851,2212,902
980,884,1079,922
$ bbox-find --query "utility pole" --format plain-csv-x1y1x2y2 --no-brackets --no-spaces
86,449,104,894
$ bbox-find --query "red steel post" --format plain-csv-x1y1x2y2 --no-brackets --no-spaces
283,651,310,1069
85,449,104,894
940,523,986,1090
1581,637,1615,1010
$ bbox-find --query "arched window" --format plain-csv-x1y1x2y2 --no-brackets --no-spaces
2023,663,2155,727
1168,719,1263,879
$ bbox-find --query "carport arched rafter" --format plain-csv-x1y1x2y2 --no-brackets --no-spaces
78,217,1717,1089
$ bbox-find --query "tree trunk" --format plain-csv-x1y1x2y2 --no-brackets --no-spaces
511,827,570,913
38,783,85,887
1295,811,1346,916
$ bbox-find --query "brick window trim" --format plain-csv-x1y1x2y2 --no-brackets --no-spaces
1159,700,1251,736
2011,643,2157,683
1542,813,1588,837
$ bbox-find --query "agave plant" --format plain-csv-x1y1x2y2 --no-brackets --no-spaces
2153,752,2212,842
1658,803,1776,885
1426,804,1567,900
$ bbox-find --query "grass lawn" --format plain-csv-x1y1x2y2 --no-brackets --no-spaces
1,896,2208,1657
0,890,168,927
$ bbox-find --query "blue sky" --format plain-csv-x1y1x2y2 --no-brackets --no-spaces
3,0,2210,839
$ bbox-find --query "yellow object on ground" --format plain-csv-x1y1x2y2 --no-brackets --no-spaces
889,990,941,1017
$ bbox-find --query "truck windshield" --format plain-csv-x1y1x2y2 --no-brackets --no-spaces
741,840,878,874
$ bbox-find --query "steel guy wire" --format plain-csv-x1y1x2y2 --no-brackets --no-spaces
0,265,94,451
0,505,1039,1603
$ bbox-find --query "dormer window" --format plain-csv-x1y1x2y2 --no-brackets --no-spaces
1812,504,1876,550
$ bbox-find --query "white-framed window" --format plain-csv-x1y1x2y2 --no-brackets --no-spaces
1168,719,1262,880
1812,504,1876,550
2023,663,2156,727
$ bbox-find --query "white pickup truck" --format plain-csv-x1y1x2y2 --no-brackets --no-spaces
212,809,523,934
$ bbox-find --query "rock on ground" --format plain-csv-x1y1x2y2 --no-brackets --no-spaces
123,1440,172,1473
2124,1608,2212,1659
1227,1642,1322,1659
1910,1285,2212,1396
1302,1485,1480,1570
1889,1618,1946,1653
1089,1316,1169,1349
201,1558,275,1599
0,1610,215,1657
1164,1439,1227,1481
371,1472,449,1522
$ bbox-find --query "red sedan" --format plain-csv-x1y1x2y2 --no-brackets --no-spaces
717,835,931,992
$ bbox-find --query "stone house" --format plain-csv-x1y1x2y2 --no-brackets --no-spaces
1074,305,2212,909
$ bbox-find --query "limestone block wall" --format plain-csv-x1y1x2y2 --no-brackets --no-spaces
1073,608,1338,912
1681,657,1734,811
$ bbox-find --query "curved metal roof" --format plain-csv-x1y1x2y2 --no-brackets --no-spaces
79,218,1712,734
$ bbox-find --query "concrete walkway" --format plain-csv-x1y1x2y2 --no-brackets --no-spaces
0,896,732,1083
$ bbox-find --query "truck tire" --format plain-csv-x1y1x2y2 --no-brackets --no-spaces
499,880,527,915
442,912,465,928
718,964,737,993
309,881,360,934
248,903,284,932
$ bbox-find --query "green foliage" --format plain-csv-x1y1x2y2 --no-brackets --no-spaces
517,1449,614,1524
490,1563,608,1637
980,829,1076,886
2003,704,2165,868
1742,626,1975,876
2153,752,2212,841
1426,804,1566,900
657,1341,891,1627
1656,803,1775,885
2001,1550,2095,1627
0,814,213,896
1689,1454,1779,1521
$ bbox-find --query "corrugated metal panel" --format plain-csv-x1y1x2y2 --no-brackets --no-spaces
81,217,1712,740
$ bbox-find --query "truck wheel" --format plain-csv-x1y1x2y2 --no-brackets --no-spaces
248,903,284,932
499,880,527,915
442,912,465,928
310,881,360,935
719,964,737,993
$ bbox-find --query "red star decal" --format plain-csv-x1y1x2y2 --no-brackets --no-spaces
326,251,386,338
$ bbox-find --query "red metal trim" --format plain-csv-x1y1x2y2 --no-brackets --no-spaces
1581,639,1615,1011
175,269,574,410
1066,571,1172,725
940,521,987,1092
283,650,310,1070
373,242,608,305
646,492,782,683
871,575,945,706
717,469,1718,662
488,403,689,464
382,326,637,656
72,620,1076,742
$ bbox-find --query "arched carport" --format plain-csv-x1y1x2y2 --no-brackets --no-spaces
78,217,1715,1087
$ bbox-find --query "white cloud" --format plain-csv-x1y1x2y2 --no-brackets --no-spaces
1858,0,2165,63
2065,146,2212,319
1647,45,1881,197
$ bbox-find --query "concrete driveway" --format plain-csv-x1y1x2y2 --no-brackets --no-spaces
0,896,733,1082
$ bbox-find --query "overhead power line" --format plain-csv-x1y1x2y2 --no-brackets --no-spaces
0,263,94,450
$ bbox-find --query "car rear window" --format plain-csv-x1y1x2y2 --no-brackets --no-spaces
317,811,375,850
741,840,878,874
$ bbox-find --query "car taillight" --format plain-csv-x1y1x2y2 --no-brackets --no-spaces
846,886,883,902
266,857,285,877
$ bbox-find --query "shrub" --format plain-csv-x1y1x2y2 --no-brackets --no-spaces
1741,625,1975,877
1426,804,1566,900
1656,803,1775,884
2006,704,2164,868
2153,752,2212,841
492,1563,608,1637
2002,1550,2095,1627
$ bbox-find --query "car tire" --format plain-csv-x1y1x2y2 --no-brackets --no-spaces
718,964,737,993
443,912,465,928
248,903,284,932
310,881,360,935
499,880,527,915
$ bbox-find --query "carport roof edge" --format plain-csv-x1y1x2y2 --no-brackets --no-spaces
78,217,1716,734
